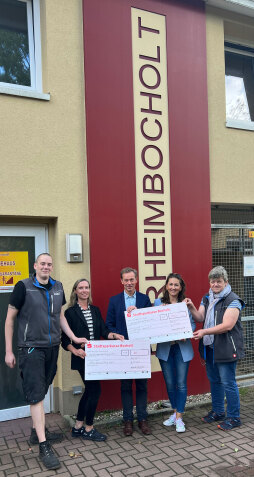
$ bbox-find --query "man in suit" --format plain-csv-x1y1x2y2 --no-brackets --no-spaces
106,267,152,436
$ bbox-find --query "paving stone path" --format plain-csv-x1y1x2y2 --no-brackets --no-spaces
0,389,253,477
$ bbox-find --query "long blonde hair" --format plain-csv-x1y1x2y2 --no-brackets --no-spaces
68,278,92,308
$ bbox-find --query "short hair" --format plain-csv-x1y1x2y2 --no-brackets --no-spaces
120,267,138,279
36,253,52,263
208,266,228,282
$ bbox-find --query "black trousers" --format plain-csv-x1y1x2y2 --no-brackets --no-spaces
18,346,59,404
76,370,101,426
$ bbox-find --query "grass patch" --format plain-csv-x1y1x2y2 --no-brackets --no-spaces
239,386,250,397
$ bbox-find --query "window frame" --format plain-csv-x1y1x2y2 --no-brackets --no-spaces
0,0,49,100
225,41,254,131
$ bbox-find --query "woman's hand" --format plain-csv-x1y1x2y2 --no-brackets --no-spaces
73,336,88,345
184,299,205,323
73,348,86,359
193,329,205,340
108,332,125,341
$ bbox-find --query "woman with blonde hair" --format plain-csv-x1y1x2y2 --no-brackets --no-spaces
62,278,123,441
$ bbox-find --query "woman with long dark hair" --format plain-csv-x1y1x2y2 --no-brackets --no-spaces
62,278,123,441
155,273,195,433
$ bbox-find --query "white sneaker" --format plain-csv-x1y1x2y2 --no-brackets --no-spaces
176,418,185,433
163,413,176,427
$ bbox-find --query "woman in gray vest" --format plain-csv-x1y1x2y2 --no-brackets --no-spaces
185,266,244,431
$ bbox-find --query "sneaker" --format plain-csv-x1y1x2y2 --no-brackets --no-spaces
72,426,86,438
39,441,61,470
163,413,176,427
29,427,63,445
82,428,107,441
72,426,107,441
176,418,185,433
202,410,225,423
217,418,241,431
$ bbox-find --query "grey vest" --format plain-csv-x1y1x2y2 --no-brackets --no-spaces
17,276,64,348
201,291,245,362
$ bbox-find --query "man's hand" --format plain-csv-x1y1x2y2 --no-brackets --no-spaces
114,333,125,341
5,351,16,368
126,306,137,313
108,332,125,341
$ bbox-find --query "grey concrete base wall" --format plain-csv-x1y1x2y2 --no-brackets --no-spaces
53,387,84,416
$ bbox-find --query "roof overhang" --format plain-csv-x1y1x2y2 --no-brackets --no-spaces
202,0,254,17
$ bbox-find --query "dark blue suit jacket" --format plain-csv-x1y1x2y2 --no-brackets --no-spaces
106,291,152,339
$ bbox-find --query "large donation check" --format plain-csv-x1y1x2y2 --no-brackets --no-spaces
125,302,193,344
85,340,151,380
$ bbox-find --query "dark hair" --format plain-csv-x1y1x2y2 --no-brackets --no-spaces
161,273,186,304
68,278,92,307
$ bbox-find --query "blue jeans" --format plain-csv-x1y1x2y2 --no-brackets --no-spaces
205,346,240,418
159,343,190,414
121,379,148,421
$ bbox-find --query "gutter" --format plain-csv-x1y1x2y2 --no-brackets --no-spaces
202,0,254,17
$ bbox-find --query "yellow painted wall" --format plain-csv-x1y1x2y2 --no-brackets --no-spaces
1,1,254,412
0,0,89,395
206,6,254,204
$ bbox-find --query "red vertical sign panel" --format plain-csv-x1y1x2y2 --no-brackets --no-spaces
83,0,211,409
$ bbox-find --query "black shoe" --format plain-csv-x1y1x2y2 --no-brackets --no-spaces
72,426,85,438
82,428,107,441
72,426,107,441
39,441,61,470
30,427,63,445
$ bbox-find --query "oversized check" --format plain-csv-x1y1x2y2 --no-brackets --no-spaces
125,302,193,344
85,340,151,380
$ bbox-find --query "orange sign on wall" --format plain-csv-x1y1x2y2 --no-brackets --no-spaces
0,251,29,289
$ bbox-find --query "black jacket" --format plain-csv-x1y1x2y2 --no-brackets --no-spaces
200,291,245,363
61,303,110,371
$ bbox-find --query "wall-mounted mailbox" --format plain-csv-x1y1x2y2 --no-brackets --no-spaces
66,234,83,262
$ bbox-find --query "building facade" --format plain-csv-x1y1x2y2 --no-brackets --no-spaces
0,0,253,420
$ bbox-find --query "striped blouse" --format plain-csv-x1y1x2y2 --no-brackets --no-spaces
78,304,94,339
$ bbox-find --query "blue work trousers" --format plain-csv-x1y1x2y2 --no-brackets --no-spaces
205,346,240,418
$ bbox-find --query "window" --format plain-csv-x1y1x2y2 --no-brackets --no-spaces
225,42,254,130
0,0,46,98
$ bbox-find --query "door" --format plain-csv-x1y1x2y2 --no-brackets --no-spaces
0,224,50,421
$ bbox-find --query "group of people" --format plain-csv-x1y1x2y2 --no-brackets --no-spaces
4,254,245,471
